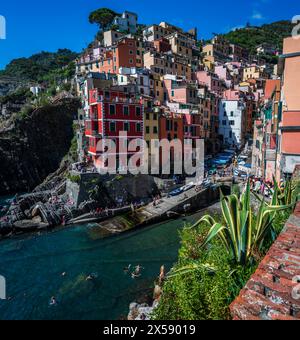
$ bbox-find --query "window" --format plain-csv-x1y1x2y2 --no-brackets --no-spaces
129,59,133,64
230,111,234,117
146,113,150,120
166,120,173,131
136,106,141,116
229,131,232,139
229,120,235,126
136,123,141,132
124,122,130,131
171,90,175,97
222,120,227,125
109,105,116,115
153,126,158,134
129,50,134,55
146,126,150,134
153,113,157,120
110,122,116,132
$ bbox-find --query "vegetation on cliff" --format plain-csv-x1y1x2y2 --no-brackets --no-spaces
0,49,78,83
0,98,80,195
222,20,294,54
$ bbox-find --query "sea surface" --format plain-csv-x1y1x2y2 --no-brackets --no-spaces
0,197,206,320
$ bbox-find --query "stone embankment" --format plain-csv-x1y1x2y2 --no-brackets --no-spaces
0,173,161,237
230,202,300,320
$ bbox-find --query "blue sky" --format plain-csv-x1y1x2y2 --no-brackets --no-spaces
0,0,300,69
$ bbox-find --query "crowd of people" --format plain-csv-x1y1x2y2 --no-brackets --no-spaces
250,177,282,198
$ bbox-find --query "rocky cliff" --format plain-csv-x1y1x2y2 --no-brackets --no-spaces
0,98,80,195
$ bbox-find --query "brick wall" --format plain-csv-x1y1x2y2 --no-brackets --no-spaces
230,202,300,320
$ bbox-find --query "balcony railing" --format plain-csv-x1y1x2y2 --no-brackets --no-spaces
92,91,142,105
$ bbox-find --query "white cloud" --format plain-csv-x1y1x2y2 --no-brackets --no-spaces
251,11,264,20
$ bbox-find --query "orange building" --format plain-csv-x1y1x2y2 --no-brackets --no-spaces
99,38,138,74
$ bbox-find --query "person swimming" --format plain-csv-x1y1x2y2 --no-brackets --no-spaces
131,265,143,278
123,264,132,273
49,296,57,306
86,275,93,281
86,273,98,281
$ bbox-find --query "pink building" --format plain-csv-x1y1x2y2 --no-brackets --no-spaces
163,77,198,105
194,71,223,95
277,36,300,178
214,65,232,89
222,89,240,100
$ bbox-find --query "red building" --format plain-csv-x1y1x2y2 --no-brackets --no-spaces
86,89,144,169
159,112,184,142
153,38,171,53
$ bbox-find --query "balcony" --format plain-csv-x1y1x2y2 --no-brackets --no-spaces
90,90,142,105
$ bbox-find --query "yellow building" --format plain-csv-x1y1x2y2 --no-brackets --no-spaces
153,74,164,103
243,65,263,81
144,107,160,150
166,32,194,61
144,51,192,81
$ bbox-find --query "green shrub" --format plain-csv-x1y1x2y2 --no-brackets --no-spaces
18,104,35,119
153,226,255,320
153,184,292,320
68,174,81,184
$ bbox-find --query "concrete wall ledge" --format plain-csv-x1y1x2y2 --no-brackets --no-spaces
230,202,300,320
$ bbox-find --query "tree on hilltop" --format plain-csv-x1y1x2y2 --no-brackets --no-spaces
88,8,119,31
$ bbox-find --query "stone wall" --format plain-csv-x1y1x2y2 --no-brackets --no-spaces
230,202,300,320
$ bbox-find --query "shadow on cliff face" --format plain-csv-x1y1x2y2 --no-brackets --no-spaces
0,98,80,195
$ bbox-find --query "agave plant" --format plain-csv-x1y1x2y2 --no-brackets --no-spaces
167,263,217,279
190,181,293,266
271,177,299,206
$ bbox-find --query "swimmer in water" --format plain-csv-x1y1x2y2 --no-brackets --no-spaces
86,274,94,281
49,296,57,306
61,272,67,277
131,265,143,279
123,264,132,273
131,272,141,279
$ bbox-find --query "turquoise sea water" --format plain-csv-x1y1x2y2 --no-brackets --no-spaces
0,202,206,320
